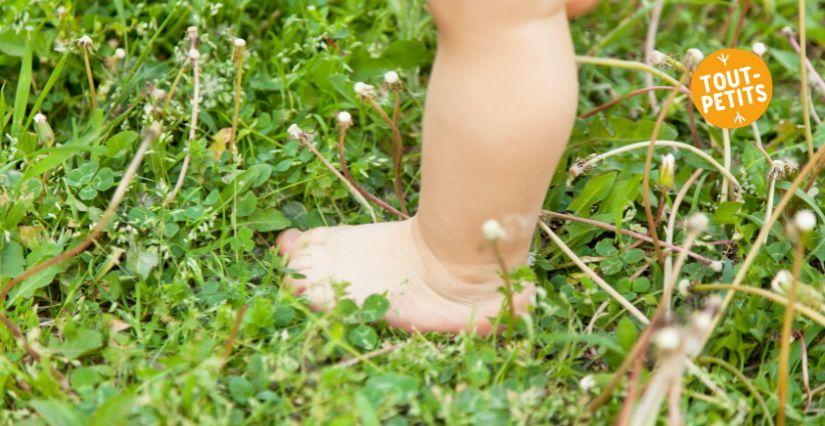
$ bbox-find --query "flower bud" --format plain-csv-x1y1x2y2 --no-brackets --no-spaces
710,260,723,272
482,219,506,242
579,375,596,391
34,113,55,146
677,279,691,297
234,38,246,48
658,153,675,190
188,48,200,61
114,48,126,59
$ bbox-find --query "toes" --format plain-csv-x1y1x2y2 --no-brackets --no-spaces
277,228,303,255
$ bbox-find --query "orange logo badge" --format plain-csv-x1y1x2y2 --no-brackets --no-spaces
689,48,772,129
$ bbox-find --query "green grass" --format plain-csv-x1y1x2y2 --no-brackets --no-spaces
0,0,823,424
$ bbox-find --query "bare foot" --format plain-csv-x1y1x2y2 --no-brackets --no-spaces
277,218,534,335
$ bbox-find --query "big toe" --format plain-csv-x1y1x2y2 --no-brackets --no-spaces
277,228,303,255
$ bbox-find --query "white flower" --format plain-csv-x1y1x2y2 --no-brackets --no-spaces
77,35,94,49
114,48,126,59
383,70,399,85
188,48,200,60
794,210,816,233
650,50,668,66
752,42,767,57
579,375,596,391
287,124,303,140
482,219,506,242
684,48,704,70
685,213,709,234
234,37,246,48
710,260,723,272
354,82,376,99
653,327,681,351
336,111,352,127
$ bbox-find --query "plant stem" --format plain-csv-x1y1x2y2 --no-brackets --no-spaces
696,356,773,425
691,285,825,327
81,48,97,111
579,140,741,190
579,85,687,119
166,27,200,206
337,125,407,219
229,44,245,162
777,235,806,425
575,56,686,90
367,98,408,215
721,128,732,201
490,242,516,333
664,169,704,290
643,0,665,112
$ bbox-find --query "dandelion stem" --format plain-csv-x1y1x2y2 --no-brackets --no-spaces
643,0,665,112
579,140,741,191
367,98,408,215
221,303,248,366
490,242,516,333
664,169,704,295
575,56,686,90
337,126,407,219
81,48,97,111
578,85,688,119
229,42,245,162
777,235,806,426
297,133,377,222
166,27,200,206
721,128,732,201
797,0,814,161
691,285,825,327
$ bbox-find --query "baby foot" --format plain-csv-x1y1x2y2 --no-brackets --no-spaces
277,218,535,334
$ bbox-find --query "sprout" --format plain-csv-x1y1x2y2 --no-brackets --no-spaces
482,219,506,242
287,124,304,140
794,210,816,233
650,50,668,66
752,42,767,57
658,153,675,190
354,82,376,99
336,111,353,127
685,213,709,234
652,327,681,351
114,48,126,59
684,48,704,71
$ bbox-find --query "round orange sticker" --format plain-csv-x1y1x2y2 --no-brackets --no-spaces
689,48,772,129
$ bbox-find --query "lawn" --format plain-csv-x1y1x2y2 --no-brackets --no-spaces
0,0,823,424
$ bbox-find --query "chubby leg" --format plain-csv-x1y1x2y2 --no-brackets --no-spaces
278,0,581,334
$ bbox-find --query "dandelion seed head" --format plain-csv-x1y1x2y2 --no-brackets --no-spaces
685,213,709,234
650,50,668,66
579,375,596,391
684,48,704,70
653,327,681,351
354,81,376,99
794,210,816,233
287,124,303,140
752,42,767,57
77,35,94,49
114,47,126,59
336,111,352,126
188,48,200,60
234,37,246,48
482,219,506,242
384,70,399,84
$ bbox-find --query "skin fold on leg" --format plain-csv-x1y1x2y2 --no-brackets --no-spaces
278,0,584,334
